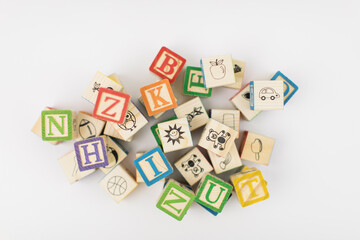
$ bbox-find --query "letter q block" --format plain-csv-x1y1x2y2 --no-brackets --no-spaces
93,88,130,124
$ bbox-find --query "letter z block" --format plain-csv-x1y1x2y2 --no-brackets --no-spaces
93,88,131,124
140,79,177,116
156,179,195,221
183,66,212,97
230,169,269,207
41,110,73,141
74,136,109,171
195,173,233,213
134,146,173,186
149,46,186,84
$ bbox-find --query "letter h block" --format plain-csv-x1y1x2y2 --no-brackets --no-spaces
134,147,173,186
149,46,186,84
156,179,195,221
140,79,177,116
195,173,233,213
74,136,109,171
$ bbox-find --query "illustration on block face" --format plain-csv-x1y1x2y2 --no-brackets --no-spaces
79,119,96,139
251,138,263,160
181,154,204,177
209,59,226,79
219,152,232,170
118,111,136,131
107,176,127,196
186,107,204,127
259,87,280,101
206,129,231,151
164,124,185,145
234,64,242,73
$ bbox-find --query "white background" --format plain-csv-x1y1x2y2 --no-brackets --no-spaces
1,0,359,239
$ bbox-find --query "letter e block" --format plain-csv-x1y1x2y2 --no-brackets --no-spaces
93,88,130,124
149,46,186,84
134,147,173,186
156,179,195,221
140,79,177,116
183,66,212,97
74,137,109,171
41,110,73,141
195,173,233,213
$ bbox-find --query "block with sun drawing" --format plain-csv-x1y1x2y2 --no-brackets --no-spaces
157,117,193,153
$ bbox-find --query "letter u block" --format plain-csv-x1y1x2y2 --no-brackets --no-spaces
74,136,109,171
156,179,195,221
195,173,233,213
41,110,73,141
134,147,173,186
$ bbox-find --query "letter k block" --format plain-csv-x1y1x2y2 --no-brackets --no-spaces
149,46,186,84
93,88,131,124
134,147,173,186
74,137,109,171
140,79,177,116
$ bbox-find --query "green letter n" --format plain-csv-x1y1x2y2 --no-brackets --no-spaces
47,115,66,136
163,189,187,214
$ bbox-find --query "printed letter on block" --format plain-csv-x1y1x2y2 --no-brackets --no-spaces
74,137,109,171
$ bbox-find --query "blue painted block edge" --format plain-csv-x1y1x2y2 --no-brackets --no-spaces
249,81,255,110
270,71,299,105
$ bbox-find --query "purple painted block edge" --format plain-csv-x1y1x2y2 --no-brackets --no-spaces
74,137,109,171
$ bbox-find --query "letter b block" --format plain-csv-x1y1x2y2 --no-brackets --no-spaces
156,179,195,221
195,173,233,213
134,147,173,186
74,137,109,171
140,79,177,116
41,110,73,141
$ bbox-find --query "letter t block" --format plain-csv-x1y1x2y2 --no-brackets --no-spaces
74,137,109,171
195,173,233,213
140,79,177,116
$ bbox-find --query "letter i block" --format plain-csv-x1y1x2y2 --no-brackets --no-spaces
93,88,131,124
41,110,73,141
270,71,299,105
183,66,212,97
134,147,173,186
195,173,233,213
230,169,269,207
156,179,195,221
140,79,177,116
149,46,186,84
74,136,109,171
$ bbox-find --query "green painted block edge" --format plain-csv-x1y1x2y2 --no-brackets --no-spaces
183,66,212,97
41,110,73,141
195,174,233,213
156,181,195,221
150,116,177,149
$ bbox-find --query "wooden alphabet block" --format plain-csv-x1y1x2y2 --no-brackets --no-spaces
210,109,240,138
76,111,106,141
208,143,242,174
230,83,262,121
250,80,284,110
41,110,75,141
240,131,275,166
99,164,138,203
224,59,246,89
135,152,145,182
103,121,132,142
174,97,209,131
149,46,186,84
194,173,233,213
270,71,298,105
198,193,232,216
156,179,195,221
83,71,124,104
134,146,173,186
138,95,165,119
58,150,96,184
140,79,177,116
183,66,212,97
158,117,193,153
200,55,236,88
100,136,128,174
174,147,213,186
93,88,131,124
198,119,238,157
230,168,269,207
150,116,177,149
74,136,109,171
102,101,148,141
32,107,59,145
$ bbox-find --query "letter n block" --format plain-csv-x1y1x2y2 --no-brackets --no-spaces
194,173,233,213
134,147,173,186
140,79,177,116
156,179,195,221
74,136,109,171
93,88,131,124
230,169,269,207
41,110,73,141
149,46,186,84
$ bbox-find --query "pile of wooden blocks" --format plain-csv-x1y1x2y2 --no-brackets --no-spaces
31,46,298,221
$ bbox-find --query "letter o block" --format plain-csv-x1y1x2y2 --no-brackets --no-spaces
74,137,109,171
93,88,130,124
